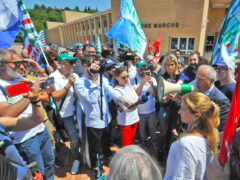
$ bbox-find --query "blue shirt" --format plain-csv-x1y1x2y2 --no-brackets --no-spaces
74,75,121,129
179,68,196,83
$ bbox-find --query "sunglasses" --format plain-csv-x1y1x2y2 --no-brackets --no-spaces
49,58,58,64
67,60,76,65
5,61,29,67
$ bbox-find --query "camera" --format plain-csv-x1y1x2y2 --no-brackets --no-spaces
90,59,116,74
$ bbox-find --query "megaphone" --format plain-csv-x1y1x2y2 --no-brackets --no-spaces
157,77,195,101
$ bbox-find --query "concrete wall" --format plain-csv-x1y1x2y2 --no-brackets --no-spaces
46,21,64,30
62,11,91,23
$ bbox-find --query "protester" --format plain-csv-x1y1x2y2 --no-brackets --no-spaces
49,53,81,174
158,54,180,162
0,79,46,179
114,67,139,147
75,56,132,179
0,49,54,179
164,92,220,180
145,53,162,80
196,64,230,132
177,51,200,83
107,145,162,180
130,60,157,149
213,62,235,101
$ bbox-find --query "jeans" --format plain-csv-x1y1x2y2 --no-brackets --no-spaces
62,115,80,160
17,128,55,180
138,111,157,143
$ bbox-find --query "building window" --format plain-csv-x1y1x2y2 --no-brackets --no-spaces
99,22,101,28
170,37,195,54
92,23,94,29
205,35,215,52
104,20,107,28
83,25,85,31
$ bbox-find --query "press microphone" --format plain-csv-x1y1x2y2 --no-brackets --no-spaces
128,91,150,109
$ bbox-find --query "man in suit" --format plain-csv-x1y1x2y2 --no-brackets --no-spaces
196,64,230,132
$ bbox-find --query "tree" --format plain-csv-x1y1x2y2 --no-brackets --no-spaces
41,4,46,9
74,6,80,12
34,4,40,9
64,7,71,11
88,6,90,11
95,7,98,12
84,6,87,12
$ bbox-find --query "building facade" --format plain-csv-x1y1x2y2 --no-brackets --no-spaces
44,10,112,47
45,0,239,58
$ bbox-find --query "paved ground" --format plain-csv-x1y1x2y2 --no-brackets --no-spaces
54,132,165,180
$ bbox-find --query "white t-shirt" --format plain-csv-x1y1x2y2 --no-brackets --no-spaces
115,84,139,126
0,78,45,144
49,70,79,118
130,73,156,114
164,135,211,180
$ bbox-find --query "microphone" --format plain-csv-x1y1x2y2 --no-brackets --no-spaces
128,91,150,109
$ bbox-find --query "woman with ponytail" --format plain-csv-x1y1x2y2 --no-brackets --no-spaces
164,92,220,180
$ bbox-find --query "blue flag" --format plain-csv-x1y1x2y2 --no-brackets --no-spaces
106,0,147,58
210,0,240,72
0,0,23,49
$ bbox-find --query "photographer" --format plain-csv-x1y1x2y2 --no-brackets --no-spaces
130,60,158,150
74,55,132,179
49,53,81,175
0,49,54,180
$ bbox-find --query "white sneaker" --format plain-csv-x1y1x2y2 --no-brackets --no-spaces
71,160,80,174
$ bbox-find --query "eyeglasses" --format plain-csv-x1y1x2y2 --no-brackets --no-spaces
5,61,29,67
214,67,228,72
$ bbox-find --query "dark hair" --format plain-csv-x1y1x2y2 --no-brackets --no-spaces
82,44,90,51
81,55,99,66
113,67,127,86
189,51,200,61
175,49,181,54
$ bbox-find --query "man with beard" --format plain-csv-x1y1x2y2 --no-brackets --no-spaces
145,53,162,80
177,51,200,84
0,50,55,179
196,64,230,132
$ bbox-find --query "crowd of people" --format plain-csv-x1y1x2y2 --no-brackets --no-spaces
0,44,239,180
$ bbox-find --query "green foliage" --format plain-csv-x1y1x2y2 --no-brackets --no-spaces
18,4,99,33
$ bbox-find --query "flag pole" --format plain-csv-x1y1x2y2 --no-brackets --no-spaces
37,39,49,66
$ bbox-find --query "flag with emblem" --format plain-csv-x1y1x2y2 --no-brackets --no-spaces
38,30,46,47
106,0,147,58
96,35,102,53
18,0,42,62
214,0,240,167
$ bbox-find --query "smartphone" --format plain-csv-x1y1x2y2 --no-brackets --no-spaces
5,83,29,97
41,77,55,89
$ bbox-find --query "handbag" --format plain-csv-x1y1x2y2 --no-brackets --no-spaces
51,95,71,142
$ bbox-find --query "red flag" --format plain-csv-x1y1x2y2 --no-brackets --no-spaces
148,38,153,53
219,69,240,166
85,36,88,44
153,30,161,60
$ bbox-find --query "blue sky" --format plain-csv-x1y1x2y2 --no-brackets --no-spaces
24,0,111,11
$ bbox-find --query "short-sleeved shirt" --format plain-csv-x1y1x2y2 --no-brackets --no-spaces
0,78,45,144
49,70,79,118
130,73,157,114
179,67,196,83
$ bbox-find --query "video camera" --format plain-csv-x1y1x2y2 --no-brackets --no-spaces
118,49,135,63
90,58,116,74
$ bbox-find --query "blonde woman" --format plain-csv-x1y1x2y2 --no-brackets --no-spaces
164,92,220,180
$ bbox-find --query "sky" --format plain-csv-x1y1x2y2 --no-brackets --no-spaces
24,0,111,11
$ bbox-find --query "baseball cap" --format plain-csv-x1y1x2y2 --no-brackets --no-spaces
136,60,147,67
58,53,76,63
